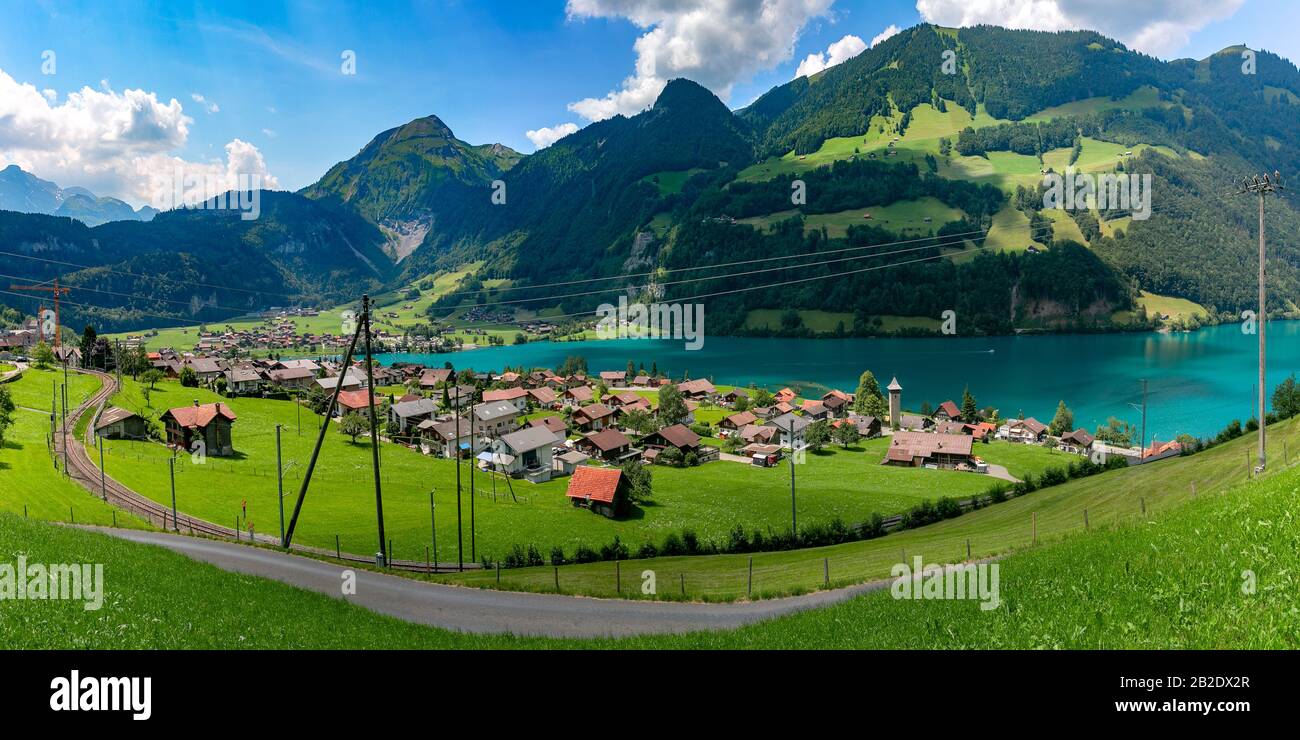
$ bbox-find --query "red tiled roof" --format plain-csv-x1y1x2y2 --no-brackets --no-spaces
482,387,527,402
651,423,700,449
937,400,961,418
162,402,237,429
582,428,632,452
337,390,377,410
565,467,622,504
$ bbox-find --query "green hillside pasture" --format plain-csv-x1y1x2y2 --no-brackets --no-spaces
738,197,966,239
87,377,1061,565
437,413,1300,600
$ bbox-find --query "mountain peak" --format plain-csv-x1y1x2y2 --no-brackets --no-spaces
653,78,727,113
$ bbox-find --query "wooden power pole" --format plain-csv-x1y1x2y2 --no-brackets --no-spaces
1239,172,1285,472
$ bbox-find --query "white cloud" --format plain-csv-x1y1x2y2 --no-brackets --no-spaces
0,68,277,208
915,0,1244,58
795,33,867,78
261,128,277,138
565,0,836,121
870,23,902,48
190,93,220,114
525,122,580,150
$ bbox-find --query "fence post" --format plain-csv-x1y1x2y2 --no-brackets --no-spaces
1032,512,1037,545
1140,497,1146,516
554,566,560,592
112,511,116,528
823,557,829,586
23,505,27,518
69,506,74,524
1191,480,1197,497
616,560,621,594
1084,508,1089,530
680,573,685,597
966,538,971,559
335,535,341,559
748,557,753,596
496,563,501,584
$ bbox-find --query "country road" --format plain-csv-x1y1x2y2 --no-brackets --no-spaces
86,526,893,638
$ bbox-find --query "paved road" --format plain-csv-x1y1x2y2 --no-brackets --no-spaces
86,526,893,638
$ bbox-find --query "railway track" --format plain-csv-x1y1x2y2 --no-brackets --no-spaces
54,368,468,573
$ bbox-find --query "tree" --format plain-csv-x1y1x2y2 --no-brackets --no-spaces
833,422,860,448
805,419,832,451
733,395,750,412
751,388,775,407
141,369,164,390
620,458,652,506
620,408,656,436
1049,400,1074,436
178,366,198,387
0,385,13,449
861,393,888,419
961,386,979,422
340,413,367,444
1095,416,1136,447
658,446,684,467
79,326,97,369
31,341,54,369
657,384,688,425
1273,375,1300,419
853,371,883,415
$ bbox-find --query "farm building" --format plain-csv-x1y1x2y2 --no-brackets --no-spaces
882,431,974,469
94,407,148,440
160,401,237,456
564,466,629,518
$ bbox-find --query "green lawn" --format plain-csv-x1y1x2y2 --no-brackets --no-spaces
0,362,16,374
87,376,1063,565
738,197,966,239
435,413,1300,600
639,168,706,195
0,369,147,528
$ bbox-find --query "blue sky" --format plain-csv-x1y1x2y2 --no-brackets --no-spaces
0,0,1296,203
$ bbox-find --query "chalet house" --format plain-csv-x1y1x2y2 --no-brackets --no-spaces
496,371,522,386
224,367,264,394
575,428,636,462
883,431,974,469
822,389,853,405
843,414,882,439
565,466,629,518
160,401,237,456
1003,417,1048,444
419,367,454,389
934,420,966,436
267,367,315,389
563,385,594,409
605,391,644,410
444,385,477,409
739,424,777,445
934,400,962,422
388,398,439,433
630,375,652,387
1059,428,1095,455
94,407,147,441
472,401,520,437
417,418,473,458
487,426,556,483
482,386,529,414
772,401,796,416
526,386,558,409
765,412,812,450
800,400,830,421
719,410,759,436
53,346,82,368
821,394,849,418
274,358,321,375
676,379,716,400
898,414,934,432
750,406,775,420
966,422,997,441
641,424,707,463
316,370,367,393
720,389,749,408
1143,438,1183,462
599,370,626,385
186,357,224,383
527,415,569,444
335,389,379,418
572,403,616,432
774,387,797,404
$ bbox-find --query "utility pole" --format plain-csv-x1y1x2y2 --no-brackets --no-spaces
361,295,387,566
455,385,464,571
788,419,797,538
1239,172,1284,472
469,406,476,563
429,489,438,573
276,424,285,547
1127,380,1147,462
168,456,178,532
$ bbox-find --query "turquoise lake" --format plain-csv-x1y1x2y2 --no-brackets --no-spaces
379,321,1300,443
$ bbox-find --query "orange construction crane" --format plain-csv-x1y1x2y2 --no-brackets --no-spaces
9,278,71,352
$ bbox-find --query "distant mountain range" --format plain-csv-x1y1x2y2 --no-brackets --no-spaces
0,165,159,227
4,23,1300,335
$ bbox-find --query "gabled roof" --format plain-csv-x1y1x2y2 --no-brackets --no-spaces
337,390,376,410
565,385,594,401
889,431,974,459
581,428,632,452
573,403,615,422
529,415,567,435
677,379,715,395
723,410,759,427
95,406,141,430
1011,417,1047,435
498,426,557,454
473,401,518,421
482,387,528,402
565,466,623,504
1060,428,1094,445
937,400,961,418
767,412,812,433
391,398,439,418
527,387,557,404
162,402,237,429
647,423,700,450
